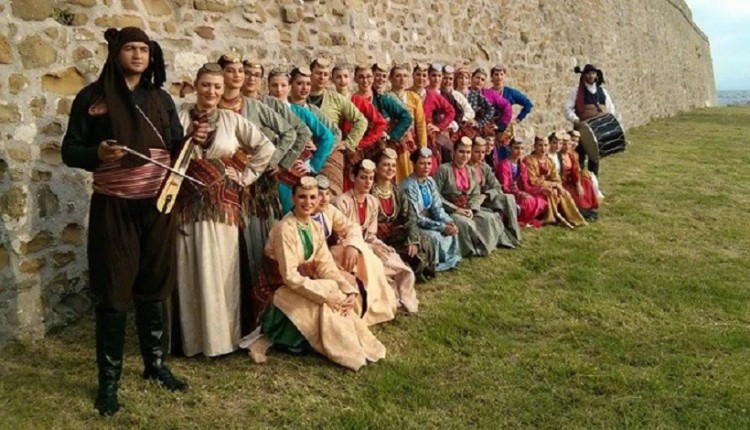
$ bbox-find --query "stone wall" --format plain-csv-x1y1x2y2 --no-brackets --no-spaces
0,0,715,346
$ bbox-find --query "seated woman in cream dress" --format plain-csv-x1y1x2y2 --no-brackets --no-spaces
243,177,386,371
335,159,418,314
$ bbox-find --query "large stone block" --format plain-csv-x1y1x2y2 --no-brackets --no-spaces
0,246,9,272
0,103,21,123
20,257,47,274
1,187,27,218
37,185,60,218
40,145,63,166
20,231,54,255
63,0,97,7
53,251,76,268
11,0,54,21
143,0,173,15
0,34,13,64
8,74,29,94
282,5,302,23
30,98,47,118
94,14,145,28
41,67,87,95
18,35,57,69
193,0,236,12
61,224,85,245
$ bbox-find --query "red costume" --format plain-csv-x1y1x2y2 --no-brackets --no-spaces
497,159,547,227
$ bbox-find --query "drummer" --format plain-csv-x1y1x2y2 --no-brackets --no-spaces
564,64,618,177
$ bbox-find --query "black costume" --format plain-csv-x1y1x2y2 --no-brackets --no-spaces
61,27,187,416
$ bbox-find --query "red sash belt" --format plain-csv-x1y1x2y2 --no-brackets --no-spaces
93,149,170,199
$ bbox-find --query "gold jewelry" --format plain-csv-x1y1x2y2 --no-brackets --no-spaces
219,95,243,112
372,183,393,199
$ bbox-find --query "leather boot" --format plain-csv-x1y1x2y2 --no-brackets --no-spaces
95,310,126,416
134,301,188,392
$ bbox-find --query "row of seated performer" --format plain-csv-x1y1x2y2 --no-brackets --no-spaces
170,57,603,372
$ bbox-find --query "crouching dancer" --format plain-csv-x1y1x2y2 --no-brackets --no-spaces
243,177,386,371
61,27,189,416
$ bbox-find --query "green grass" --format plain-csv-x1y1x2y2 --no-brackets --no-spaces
2,107,750,429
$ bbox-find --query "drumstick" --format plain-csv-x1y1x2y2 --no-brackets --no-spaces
120,146,206,187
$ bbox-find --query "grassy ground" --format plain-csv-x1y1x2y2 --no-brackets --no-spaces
2,107,750,429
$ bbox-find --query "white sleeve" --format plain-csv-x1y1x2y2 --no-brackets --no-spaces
602,88,618,120
564,89,579,123
235,115,276,186
454,91,475,121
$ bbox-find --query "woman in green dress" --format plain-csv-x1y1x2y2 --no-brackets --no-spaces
242,177,386,371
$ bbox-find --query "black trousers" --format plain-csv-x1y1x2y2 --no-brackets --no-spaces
88,193,176,312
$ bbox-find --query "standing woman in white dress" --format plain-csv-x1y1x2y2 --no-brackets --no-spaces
174,63,275,357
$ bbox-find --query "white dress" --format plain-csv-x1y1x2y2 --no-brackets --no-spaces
176,108,275,357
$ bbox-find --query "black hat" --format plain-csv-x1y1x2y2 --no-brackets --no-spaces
574,64,605,85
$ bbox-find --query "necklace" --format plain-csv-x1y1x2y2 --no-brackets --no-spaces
372,183,393,199
219,94,243,113
296,216,313,230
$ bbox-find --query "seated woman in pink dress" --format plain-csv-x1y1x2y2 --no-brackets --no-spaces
560,133,599,220
497,138,547,228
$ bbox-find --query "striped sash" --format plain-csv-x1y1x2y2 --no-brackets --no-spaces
93,149,170,199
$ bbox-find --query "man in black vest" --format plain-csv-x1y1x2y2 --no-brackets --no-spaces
564,64,618,179
62,27,198,416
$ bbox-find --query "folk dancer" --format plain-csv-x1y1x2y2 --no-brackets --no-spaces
386,64,428,181
434,137,505,257
61,27,188,416
497,139,548,228
336,159,419,314
469,137,522,247
524,136,587,228
308,58,367,195
242,177,386,371
401,148,462,271
175,63,275,358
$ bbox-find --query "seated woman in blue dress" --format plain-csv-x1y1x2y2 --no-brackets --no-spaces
400,147,462,272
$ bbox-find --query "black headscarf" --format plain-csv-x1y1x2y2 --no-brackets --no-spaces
94,27,168,167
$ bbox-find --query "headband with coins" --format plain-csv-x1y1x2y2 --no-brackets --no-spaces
298,176,318,189
472,67,488,77
217,51,242,68
491,64,507,74
372,62,388,73
315,175,331,190
267,67,290,80
410,146,433,163
382,148,398,160
354,64,373,76
291,66,312,79
243,60,264,77
311,58,331,69
199,62,223,74
413,62,430,73
361,159,376,172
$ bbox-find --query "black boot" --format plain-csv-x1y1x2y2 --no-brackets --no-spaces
95,310,126,416
134,301,188,392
